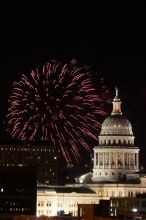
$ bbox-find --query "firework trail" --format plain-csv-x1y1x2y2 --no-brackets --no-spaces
6,59,109,166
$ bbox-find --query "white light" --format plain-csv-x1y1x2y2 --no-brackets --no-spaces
132,208,138,213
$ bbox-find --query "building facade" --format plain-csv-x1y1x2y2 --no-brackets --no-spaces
0,142,65,185
92,87,139,182
36,88,146,217
0,166,37,215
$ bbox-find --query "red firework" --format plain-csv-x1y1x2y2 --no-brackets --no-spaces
6,59,110,166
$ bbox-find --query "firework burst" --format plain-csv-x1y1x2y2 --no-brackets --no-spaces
6,59,109,166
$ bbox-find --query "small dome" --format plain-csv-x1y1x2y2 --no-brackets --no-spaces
100,115,133,136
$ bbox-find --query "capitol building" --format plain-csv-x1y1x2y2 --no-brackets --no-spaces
36,88,146,217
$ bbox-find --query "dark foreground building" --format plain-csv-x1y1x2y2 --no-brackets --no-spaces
78,201,111,220
0,142,65,185
0,166,37,215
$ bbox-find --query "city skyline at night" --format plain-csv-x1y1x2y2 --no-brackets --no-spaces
0,23,146,167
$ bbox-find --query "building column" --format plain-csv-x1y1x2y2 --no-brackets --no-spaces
137,153,139,170
96,153,99,167
123,153,125,169
103,152,105,168
128,153,130,169
129,153,131,168
132,153,134,167
99,153,102,168
109,152,111,168
116,153,118,168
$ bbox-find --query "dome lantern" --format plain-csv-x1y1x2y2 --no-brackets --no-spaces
111,87,122,116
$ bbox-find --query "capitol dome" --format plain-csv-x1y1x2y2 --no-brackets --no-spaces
98,87,135,147
100,115,133,136
100,87,133,136
92,87,139,183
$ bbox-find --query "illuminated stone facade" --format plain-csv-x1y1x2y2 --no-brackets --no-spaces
36,89,146,217
92,89,139,182
36,179,146,216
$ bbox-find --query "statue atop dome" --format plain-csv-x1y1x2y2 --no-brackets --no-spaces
115,86,119,97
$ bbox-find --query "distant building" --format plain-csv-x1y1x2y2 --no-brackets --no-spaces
0,166,37,215
0,143,65,185
37,185,97,216
110,195,146,219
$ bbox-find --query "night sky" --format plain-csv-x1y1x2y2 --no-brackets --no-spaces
0,23,146,167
